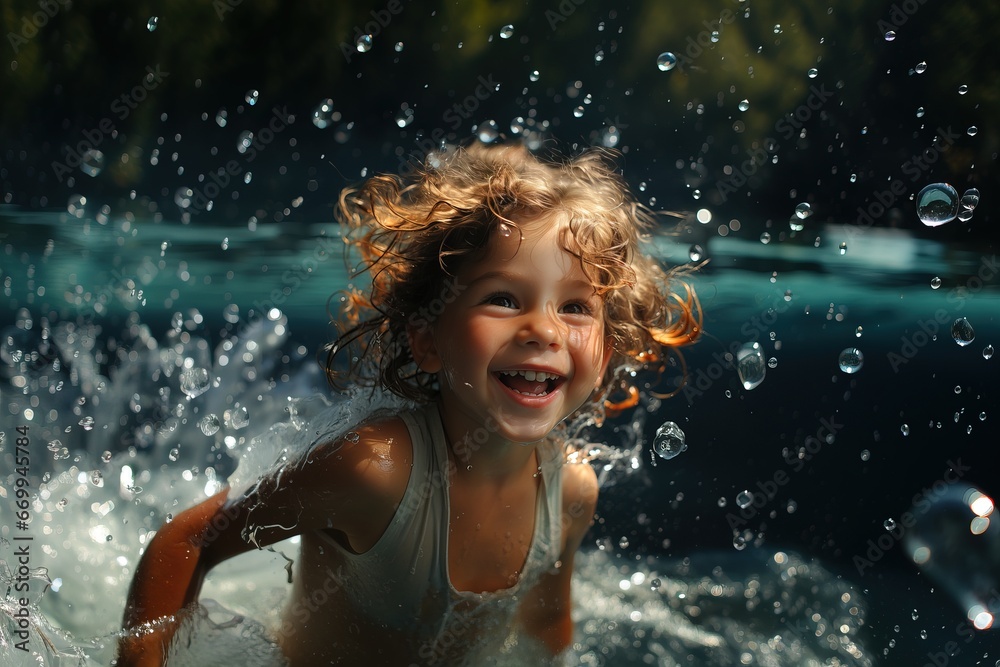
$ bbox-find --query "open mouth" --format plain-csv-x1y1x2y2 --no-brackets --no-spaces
494,369,564,397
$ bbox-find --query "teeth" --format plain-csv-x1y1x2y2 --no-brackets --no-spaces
500,369,560,382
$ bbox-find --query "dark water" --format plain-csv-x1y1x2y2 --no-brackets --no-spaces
1,209,998,664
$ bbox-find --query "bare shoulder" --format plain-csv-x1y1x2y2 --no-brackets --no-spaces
558,461,599,549
245,413,414,539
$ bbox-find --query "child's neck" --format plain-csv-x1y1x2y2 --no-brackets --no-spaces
436,402,542,485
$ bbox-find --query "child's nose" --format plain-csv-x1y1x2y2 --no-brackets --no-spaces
516,307,563,348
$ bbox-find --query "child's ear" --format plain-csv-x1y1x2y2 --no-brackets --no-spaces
407,321,443,373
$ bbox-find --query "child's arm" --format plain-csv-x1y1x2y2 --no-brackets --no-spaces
117,422,403,665
517,462,599,656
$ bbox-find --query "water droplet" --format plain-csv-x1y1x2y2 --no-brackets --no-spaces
961,188,980,209
916,106,925,118
499,24,514,39
356,34,372,52
168,448,180,462
855,325,864,338
737,342,766,390
884,30,896,41
738,99,750,112
983,345,994,360
957,208,974,222
914,61,927,74
794,202,812,219
688,244,704,262
80,149,105,177
772,24,782,34
839,241,847,255
101,450,112,463
618,536,629,549
916,183,959,226
147,16,158,32
573,106,585,118
179,368,210,398
245,89,259,106
656,52,677,72
884,518,897,531
736,490,753,510
767,357,778,369
692,189,701,200
652,421,687,460
967,126,979,137
79,416,95,431
529,70,540,82
90,470,104,487
958,84,968,95
861,449,871,461
312,99,336,129
733,534,747,550
951,318,975,346
760,231,772,244
807,68,819,78
650,578,662,590
717,497,728,508
901,423,910,436
237,130,254,155
477,120,499,143
930,276,942,289
199,414,221,436
394,41,404,52
838,347,864,374
226,405,250,430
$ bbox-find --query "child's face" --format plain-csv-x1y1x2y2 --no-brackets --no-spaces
409,214,611,446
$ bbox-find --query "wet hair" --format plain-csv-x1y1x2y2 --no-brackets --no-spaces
325,141,701,413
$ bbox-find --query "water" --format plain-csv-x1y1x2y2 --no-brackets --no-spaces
2,210,997,664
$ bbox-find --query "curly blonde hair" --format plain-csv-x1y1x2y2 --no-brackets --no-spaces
326,141,701,412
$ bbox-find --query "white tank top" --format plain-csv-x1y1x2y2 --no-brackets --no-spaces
315,401,565,661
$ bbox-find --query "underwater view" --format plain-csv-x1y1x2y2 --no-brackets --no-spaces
2,1,998,665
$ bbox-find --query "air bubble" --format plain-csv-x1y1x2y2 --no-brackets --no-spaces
656,52,677,71
652,421,687,460
356,34,373,53
147,16,159,32
738,99,750,112
245,89,259,106
951,318,975,346
884,30,896,41
794,202,812,219
930,276,942,289
961,188,980,209
916,183,959,226
736,342,766,390
688,244,704,262
984,345,994,360
499,24,514,39
838,347,864,374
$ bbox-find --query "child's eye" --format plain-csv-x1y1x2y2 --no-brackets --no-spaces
485,293,517,309
562,302,592,315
